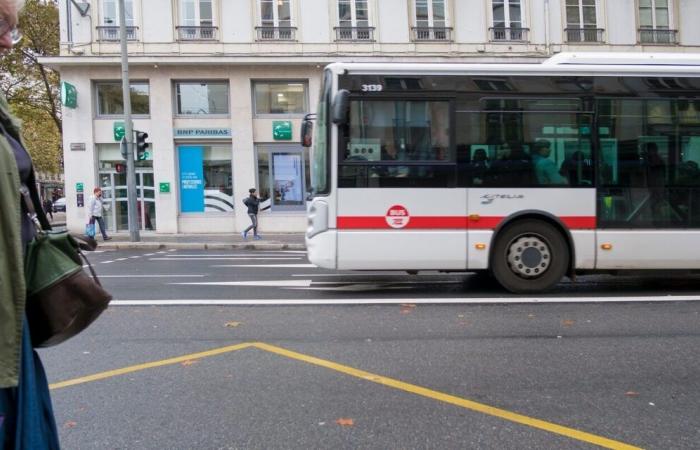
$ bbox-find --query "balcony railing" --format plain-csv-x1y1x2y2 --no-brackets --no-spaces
176,26,218,40
96,26,138,41
639,28,678,44
411,27,452,41
490,27,529,42
565,28,605,43
335,26,375,41
256,26,297,41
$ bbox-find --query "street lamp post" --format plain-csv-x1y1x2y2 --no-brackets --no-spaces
118,0,140,241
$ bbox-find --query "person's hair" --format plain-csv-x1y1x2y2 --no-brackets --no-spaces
94,187,102,194
535,140,551,151
249,188,256,194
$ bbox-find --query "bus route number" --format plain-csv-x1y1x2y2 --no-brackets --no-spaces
361,84,383,92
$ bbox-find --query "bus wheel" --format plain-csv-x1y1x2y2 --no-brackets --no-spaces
491,219,569,294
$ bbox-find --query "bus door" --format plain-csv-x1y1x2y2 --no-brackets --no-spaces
596,97,700,269
335,98,466,270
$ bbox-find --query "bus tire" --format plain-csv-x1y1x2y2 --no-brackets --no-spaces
490,219,569,294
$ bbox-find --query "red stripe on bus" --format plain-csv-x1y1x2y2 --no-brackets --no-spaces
337,216,596,230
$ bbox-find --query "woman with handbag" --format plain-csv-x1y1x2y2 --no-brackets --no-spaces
0,0,61,447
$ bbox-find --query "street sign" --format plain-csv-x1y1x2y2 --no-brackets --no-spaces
159,182,170,193
61,81,77,108
76,182,84,192
273,121,293,140
114,121,126,141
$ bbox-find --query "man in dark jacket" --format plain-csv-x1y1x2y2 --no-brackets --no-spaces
242,188,261,240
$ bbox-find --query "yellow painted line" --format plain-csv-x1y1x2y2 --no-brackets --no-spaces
253,343,642,450
49,342,253,390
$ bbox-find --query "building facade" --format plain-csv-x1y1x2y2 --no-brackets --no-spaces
47,0,700,234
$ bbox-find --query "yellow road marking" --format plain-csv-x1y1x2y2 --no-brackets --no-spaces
49,342,253,390
50,341,642,449
252,343,642,450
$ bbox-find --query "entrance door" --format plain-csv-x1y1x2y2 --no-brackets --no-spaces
99,170,156,231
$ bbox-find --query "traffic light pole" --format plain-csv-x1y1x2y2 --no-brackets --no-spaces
119,0,140,241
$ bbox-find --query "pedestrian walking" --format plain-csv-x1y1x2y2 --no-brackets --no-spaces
88,187,112,241
242,188,262,240
0,0,62,446
43,197,53,221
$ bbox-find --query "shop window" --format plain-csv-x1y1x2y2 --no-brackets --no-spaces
256,144,310,211
253,81,307,115
96,81,150,116
175,81,229,115
178,145,233,213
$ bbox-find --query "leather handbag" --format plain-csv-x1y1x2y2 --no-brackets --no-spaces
21,186,112,348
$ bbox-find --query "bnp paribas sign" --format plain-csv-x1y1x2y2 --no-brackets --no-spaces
174,128,232,139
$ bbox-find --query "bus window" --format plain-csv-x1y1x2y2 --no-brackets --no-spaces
455,98,593,188
597,98,700,228
338,99,454,188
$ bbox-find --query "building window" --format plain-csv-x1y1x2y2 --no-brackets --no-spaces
177,0,217,40
491,0,529,41
639,0,677,44
412,0,451,41
256,145,310,211
257,0,295,40
253,81,307,115
336,0,373,41
98,0,137,40
565,0,603,42
175,81,229,116
96,81,150,116
178,145,233,213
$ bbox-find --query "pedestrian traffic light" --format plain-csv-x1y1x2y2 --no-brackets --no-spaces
135,131,149,161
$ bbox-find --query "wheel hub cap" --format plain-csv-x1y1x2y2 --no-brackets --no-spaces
506,235,551,278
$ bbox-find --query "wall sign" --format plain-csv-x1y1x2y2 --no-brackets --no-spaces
174,128,231,139
273,121,292,141
159,182,171,193
61,81,77,109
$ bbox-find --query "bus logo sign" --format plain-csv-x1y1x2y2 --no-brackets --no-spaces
386,205,410,228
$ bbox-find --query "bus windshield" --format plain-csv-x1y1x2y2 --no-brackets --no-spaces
311,70,332,195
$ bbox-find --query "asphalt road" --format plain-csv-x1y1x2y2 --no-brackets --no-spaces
38,248,700,449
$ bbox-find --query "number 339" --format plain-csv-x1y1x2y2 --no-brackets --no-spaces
361,84,383,92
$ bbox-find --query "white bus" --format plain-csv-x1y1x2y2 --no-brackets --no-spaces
301,53,700,293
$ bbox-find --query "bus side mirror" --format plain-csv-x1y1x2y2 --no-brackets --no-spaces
331,89,350,125
301,119,314,147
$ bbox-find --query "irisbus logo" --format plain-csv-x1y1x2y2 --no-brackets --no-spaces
481,194,525,205
386,205,410,228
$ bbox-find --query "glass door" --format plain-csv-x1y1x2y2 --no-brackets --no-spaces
99,170,156,231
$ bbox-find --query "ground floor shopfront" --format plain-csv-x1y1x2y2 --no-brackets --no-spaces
60,63,321,234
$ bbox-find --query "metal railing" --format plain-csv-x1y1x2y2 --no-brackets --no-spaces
256,26,297,41
176,26,218,40
96,26,138,41
565,28,605,43
639,28,678,44
411,27,452,41
334,26,375,41
489,27,529,42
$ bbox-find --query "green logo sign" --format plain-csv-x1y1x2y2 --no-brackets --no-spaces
273,121,292,141
76,182,84,192
159,182,170,193
113,121,125,141
61,82,77,109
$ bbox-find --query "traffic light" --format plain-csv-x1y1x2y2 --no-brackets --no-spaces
135,131,149,160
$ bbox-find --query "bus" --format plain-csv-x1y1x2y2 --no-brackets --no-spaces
301,53,700,293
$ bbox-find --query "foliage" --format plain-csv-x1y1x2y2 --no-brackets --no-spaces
0,0,61,173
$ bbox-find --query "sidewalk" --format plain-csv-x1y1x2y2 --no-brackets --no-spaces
95,232,306,251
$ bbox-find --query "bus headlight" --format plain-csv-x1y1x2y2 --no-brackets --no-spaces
307,200,328,239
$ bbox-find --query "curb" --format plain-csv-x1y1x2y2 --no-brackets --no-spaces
97,242,306,251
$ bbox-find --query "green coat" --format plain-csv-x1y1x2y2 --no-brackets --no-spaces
0,94,29,388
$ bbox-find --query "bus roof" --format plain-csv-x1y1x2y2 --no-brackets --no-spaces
328,53,700,77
